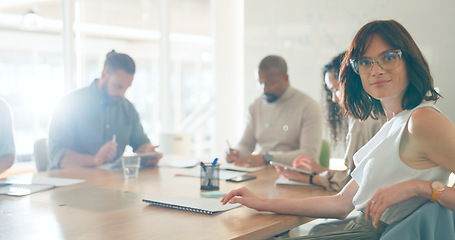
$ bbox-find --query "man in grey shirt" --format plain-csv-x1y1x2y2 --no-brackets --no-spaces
48,50,159,170
226,55,323,167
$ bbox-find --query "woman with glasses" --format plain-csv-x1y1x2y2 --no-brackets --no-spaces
275,52,385,192
221,19,455,239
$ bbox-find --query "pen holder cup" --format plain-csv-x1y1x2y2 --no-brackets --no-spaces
200,162,220,191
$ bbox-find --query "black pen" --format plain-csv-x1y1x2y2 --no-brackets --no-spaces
200,161,207,172
200,162,209,187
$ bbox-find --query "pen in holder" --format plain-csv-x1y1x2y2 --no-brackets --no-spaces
200,162,220,191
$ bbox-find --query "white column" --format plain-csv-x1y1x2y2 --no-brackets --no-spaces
213,0,244,159
62,0,76,91
160,0,171,131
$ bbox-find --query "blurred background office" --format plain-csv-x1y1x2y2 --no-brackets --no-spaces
0,0,453,175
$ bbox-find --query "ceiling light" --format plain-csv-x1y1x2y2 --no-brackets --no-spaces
21,9,43,31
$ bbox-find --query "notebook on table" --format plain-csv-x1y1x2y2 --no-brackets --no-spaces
0,173,84,196
275,175,317,187
0,183,55,196
143,196,242,215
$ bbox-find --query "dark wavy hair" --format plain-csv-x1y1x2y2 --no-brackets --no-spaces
323,51,347,145
340,20,440,120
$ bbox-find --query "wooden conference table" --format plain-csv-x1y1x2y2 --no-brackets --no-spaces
0,165,334,240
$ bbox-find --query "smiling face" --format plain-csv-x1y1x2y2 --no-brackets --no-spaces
341,20,438,121
360,34,408,105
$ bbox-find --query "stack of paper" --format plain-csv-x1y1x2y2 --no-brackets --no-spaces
158,155,199,168
220,163,267,173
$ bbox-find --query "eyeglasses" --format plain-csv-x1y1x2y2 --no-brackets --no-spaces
349,49,402,75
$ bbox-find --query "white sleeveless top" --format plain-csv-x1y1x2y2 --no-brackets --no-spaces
351,102,451,224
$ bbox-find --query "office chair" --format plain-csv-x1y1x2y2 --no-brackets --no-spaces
319,139,330,168
33,138,49,172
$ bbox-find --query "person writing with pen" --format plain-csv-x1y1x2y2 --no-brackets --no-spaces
225,55,323,168
48,50,160,170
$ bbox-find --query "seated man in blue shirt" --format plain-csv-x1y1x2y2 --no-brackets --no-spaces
0,97,15,174
48,50,159,170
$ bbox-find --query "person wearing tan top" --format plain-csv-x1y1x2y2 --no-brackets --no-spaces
226,55,323,167
318,117,383,191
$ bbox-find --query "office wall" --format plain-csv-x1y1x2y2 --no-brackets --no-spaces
243,0,455,127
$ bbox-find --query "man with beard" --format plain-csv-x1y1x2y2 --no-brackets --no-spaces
48,50,159,170
226,55,322,167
